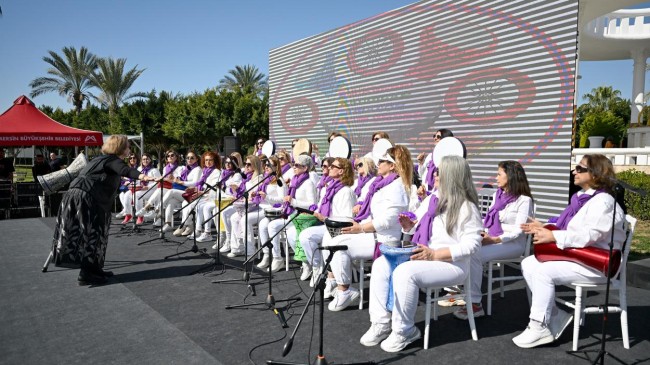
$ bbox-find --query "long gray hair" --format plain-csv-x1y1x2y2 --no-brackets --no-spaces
436,155,479,235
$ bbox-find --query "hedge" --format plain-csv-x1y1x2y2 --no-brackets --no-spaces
616,169,650,220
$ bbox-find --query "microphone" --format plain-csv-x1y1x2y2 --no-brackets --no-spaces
239,171,248,179
293,206,314,215
318,245,348,252
268,171,283,187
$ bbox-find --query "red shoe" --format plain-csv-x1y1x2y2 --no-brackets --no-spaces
121,215,133,224
136,216,144,225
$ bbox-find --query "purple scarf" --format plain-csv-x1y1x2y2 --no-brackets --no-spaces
196,167,215,191
281,172,310,215
411,195,439,245
483,188,517,237
553,190,604,230
317,179,344,217
425,155,437,191
252,173,272,204
317,175,332,191
163,162,178,177
281,163,291,176
180,162,198,181
139,165,152,187
234,171,253,198
354,173,400,222
354,174,373,197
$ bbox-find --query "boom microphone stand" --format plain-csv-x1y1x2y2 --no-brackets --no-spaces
117,180,147,236
267,245,373,365
224,212,303,326
136,168,178,246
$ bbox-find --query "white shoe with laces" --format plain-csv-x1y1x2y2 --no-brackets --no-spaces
310,266,323,288
257,254,271,269
271,258,284,272
323,278,337,300
327,287,359,312
360,322,391,347
196,232,213,242
153,218,162,227
300,262,312,281
512,325,554,348
379,326,421,353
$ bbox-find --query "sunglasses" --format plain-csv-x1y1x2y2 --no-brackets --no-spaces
372,137,380,142
575,165,591,174
293,163,305,169
245,162,252,167
167,154,176,157
434,134,442,140
187,156,197,160
330,164,342,170
129,157,137,160
265,163,274,168
321,164,330,169
257,141,264,145
356,163,363,168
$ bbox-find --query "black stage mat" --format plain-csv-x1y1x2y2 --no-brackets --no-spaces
1,217,649,365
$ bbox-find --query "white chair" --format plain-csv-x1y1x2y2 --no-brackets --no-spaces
356,259,372,310
486,234,533,315
556,214,636,351
423,269,478,349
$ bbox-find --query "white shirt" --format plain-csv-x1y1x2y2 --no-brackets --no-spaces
179,165,202,187
363,177,409,243
488,194,533,246
551,189,625,250
428,201,483,262
418,152,434,184
352,176,376,201
290,177,317,209
259,183,286,209
138,166,161,190
318,185,357,219
201,169,223,200
221,171,243,199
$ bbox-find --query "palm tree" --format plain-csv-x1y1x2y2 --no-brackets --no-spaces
582,86,623,112
219,64,268,95
29,46,98,114
89,57,146,116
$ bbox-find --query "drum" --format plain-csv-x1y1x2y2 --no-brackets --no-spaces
292,138,312,162
371,138,393,165
324,217,354,238
262,140,276,157
292,213,321,262
433,137,467,167
379,243,414,311
215,196,234,232
328,136,352,159
129,186,144,193
264,207,283,220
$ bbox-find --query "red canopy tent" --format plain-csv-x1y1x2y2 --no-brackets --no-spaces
0,95,103,147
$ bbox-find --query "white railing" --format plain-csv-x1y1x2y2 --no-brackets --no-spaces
628,126,650,148
584,9,650,40
572,147,650,166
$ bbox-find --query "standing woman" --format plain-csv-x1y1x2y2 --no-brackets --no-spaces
455,161,533,320
116,153,140,222
417,128,453,196
325,145,412,311
514,154,625,348
360,155,483,352
52,135,155,285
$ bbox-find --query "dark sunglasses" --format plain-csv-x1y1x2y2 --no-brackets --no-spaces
166,154,176,157
245,162,252,167
356,163,363,168
372,137,380,142
330,164,342,170
434,134,442,140
574,165,590,173
321,164,330,169
265,163,274,168
187,156,197,160
293,163,305,168
257,141,264,145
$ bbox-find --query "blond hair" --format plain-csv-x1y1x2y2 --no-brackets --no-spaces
102,135,129,156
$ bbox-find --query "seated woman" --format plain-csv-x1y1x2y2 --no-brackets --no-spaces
230,155,265,256
316,157,334,200
299,158,357,287
206,155,243,250
351,157,377,209
116,153,140,223
131,153,161,225
513,154,625,348
254,137,266,156
360,155,483,352
183,152,222,241
277,150,294,183
416,128,453,198
136,150,181,224
264,155,317,272
324,145,412,312
452,160,533,320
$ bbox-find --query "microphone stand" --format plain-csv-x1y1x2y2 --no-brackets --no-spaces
116,180,146,236
224,212,304,326
267,246,374,365
212,173,278,285
136,168,178,246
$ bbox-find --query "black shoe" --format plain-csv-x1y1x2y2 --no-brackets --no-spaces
78,269,108,286
101,270,114,277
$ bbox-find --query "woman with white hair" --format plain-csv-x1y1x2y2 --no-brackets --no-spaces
360,155,483,352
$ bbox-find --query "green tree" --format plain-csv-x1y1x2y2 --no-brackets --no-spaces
575,86,631,147
29,46,98,114
219,64,268,96
89,57,146,124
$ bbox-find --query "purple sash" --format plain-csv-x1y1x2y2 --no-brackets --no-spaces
354,173,399,222
411,195,439,245
483,188,517,237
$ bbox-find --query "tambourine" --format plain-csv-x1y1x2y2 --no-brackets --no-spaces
293,138,312,162
262,140,276,157
372,138,393,166
324,217,354,238
328,136,352,159
433,137,467,167
264,207,283,220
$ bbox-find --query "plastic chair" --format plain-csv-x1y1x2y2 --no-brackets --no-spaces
486,234,533,315
556,214,636,351
423,268,478,349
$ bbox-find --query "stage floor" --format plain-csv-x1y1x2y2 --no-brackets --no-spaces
1,217,648,365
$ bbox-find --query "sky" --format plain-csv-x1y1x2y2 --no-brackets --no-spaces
1,0,649,113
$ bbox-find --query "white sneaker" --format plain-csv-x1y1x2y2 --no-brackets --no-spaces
438,293,465,307
300,262,312,281
310,266,323,288
270,258,284,272
115,211,126,219
549,309,573,340
453,303,485,320
181,227,193,236
512,325,554,348
219,242,231,253
173,227,185,237
162,224,173,232
323,278,337,300
227,251,243,258
134,207,148,217
144,210,156,220
380,326,421,353
196,232,213,243
257,254,271,269
153,218,162,227
188,232,196,239
360,322,391,347
328,287,359,312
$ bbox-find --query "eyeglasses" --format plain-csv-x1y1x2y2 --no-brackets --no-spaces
330,165,342,170
129,157,137,160
434,134,442,140
356,163,364,168
575,165,591,174
279,157,287,161
372,137,380,142
265,163,274,168
141,157,150,161
293,163,305,169
167,154,176,158
257,141,264,145
245,162,252,167
321,164,330,169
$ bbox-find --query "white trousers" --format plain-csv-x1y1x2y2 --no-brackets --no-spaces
369,256,468,334
145,188,162,209
163,190,185,225
299,225,328,268
522,255,605,324
263,218,294,258
469,241,525,303
326,232,375,286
